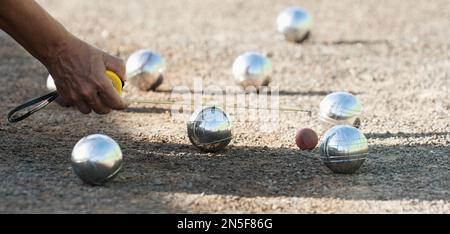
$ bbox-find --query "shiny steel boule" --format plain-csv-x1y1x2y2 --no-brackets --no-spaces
319,92,363,130
187,106,232,152
126,49,166,91
46,74,56,91
71,134,123,185
319,125,369,174
232,52,272,89
277,7,312,43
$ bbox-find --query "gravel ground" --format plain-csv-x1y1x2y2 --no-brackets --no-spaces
0,0,449,213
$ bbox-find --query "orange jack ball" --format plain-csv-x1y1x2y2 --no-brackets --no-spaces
295,128,318,150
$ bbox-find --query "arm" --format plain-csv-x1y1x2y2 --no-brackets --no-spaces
0,0,127,114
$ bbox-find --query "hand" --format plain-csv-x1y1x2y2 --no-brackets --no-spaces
44,35,127,114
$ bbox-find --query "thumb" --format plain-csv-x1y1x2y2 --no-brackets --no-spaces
104,53,126,82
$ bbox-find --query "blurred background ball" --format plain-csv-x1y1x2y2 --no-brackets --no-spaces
319,92,363,130
187,106,232,152
126,49,166,91
46,74,56,91
232,52,272,89
277,7,312,43
71,134,123,185
319,125,368,174
295,128,318,150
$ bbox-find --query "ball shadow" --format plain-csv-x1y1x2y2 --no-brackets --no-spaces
113,133,450,202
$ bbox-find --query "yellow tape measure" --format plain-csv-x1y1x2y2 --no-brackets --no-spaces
105,70,124,96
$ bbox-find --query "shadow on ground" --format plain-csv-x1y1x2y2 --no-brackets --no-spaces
1,110,447,212
109,132,449,202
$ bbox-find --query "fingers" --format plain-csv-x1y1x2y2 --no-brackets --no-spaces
54,92,74,107
87,98,111,114
63,72,125,114
84,95,111,115
62,89,92,114
55,87,111,114
104,54,126,82
74,99,92,114
97,73,127,110
75,94,113,115
79,83,112,114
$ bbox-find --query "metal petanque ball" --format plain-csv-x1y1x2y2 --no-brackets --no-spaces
319,125,369,174
126,49,166,91
319,92,363,130
187,106,232,153
277,7,312,43
46,74,56,91
71,134,123,185
232,52,272,89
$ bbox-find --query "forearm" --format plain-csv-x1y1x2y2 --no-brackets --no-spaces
0,0,72,63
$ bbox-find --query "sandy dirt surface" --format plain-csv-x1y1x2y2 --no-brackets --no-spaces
0,0,449,213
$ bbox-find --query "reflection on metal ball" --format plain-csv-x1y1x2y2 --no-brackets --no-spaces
319,125,369,174
277,7,312,43
71,134,123,185
46,75,56,91
232,52,272,89
126,49,165,91
319,92,363,130
187,106,232,152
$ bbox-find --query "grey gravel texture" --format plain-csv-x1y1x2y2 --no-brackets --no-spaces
0,0,449,213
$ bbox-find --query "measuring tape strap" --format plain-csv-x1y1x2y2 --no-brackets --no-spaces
7,91,59,123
